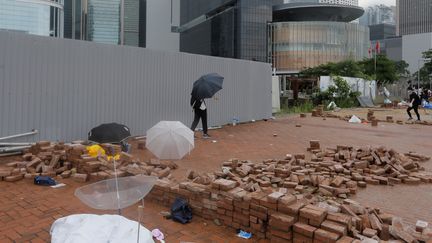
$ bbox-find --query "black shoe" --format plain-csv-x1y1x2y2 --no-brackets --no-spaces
203,134,211,138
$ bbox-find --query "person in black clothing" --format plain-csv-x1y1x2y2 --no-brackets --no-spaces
407,88,421,121
190,96,210,138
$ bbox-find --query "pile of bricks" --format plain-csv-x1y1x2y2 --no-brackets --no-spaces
148,179,432,242
0,141,177,183
146,142,432,242
189,141,431,200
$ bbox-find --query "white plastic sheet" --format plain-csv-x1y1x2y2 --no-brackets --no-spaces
348,115,362,123
50,214,155,243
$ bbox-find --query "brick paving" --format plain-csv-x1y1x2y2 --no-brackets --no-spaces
0,111,431,242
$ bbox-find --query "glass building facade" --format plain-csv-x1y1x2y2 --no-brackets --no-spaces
64,0,143,46
180,0,283,62
64,0,85,39
87,0,120,44
0,0,63,37
270,21,369,72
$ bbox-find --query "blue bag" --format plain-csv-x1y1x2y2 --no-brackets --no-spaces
34,176,56,186
170,197,192,224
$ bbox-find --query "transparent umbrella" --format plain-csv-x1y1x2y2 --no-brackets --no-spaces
74,175,157,212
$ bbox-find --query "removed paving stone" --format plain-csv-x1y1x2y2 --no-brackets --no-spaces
0,141,178,182
147,141,431,242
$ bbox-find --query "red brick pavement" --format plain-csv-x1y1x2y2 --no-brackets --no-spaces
0,179,269,243
1,114,431,242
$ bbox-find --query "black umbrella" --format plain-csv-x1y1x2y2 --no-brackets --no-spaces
88,123,131,144
191,73,224,99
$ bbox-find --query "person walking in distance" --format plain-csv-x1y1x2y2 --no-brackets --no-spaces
190,95,210,138
407,88,421,121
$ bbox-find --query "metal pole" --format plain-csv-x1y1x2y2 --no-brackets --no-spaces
120,0,124,45
418,59,421,94
0,146,31,153
0,152,22,157
0,142,35,146
0,130,38,141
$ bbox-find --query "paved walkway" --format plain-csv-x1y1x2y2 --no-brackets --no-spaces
1,112,431,242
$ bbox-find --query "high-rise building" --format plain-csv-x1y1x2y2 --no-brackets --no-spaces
87,0,120,44
270,1,368,73
359,4,395,26
397,0,432,36
369,23,396,40
63,0,178,50
180,0,281,62
64,0,85,40
0,0,64,37
179,0,368,73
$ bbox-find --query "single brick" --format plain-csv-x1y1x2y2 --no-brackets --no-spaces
293,222,317,238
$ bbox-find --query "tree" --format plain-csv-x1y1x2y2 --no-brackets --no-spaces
311,76,360,108
394,60,410,76
299,62,337,77
412,49,432,87
300,60,366,78
359,54,398,86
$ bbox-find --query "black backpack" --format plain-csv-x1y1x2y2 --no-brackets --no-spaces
170,197,192,224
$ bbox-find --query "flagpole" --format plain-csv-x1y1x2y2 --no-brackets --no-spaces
374,49,377,77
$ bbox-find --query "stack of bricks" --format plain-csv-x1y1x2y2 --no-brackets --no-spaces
146,178,432,242
0,141,177,183
367,110,374,121
311,105,324,117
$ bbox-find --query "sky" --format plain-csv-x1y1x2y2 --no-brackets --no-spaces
359,0,396,7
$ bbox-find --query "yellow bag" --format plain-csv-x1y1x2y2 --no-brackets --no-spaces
86,144,106,158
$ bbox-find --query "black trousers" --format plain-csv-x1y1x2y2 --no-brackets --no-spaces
191,108,208,134
407,105,420,120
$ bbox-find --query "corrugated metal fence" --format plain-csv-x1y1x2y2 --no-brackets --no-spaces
0,32,272,142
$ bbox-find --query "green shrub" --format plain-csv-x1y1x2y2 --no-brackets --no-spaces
311,76,360,108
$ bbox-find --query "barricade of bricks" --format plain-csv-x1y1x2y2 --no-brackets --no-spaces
0,141,177,182
147,178,432,242
147,141,432,242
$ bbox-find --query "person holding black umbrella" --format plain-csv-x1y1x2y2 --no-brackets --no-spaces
190,96,210,138
190,73,224,138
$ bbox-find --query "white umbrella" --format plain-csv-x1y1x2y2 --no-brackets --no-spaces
146,121,194,160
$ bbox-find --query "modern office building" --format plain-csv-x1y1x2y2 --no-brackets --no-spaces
369,23,396,41
63,0,178,50
87,0,120,44
179,0,368,72
0,0,64,37
180,0,283,62
367,24,401,62
270,2,368,73
359,4,395,26
397,0,432,36
64,0,85,40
